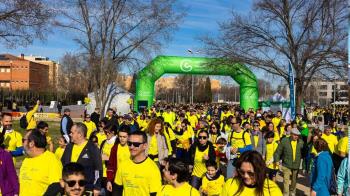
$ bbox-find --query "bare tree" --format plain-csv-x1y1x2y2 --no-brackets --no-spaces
58,53,89,96
0,0,54,47
202,0,347,112
55,0,185,116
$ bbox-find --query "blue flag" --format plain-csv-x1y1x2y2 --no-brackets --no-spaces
288,60,296,120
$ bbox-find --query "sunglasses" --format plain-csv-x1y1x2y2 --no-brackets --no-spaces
64,179,87,187
127,141,145,147
237,169,255,178
198,136,207,140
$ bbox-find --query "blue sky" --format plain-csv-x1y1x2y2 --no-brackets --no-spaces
2,0,284,85
2,1,251,61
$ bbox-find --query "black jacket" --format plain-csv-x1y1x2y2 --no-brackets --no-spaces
90,112,100,127
60,114,73,136
61,141,103,191
187,141,216,165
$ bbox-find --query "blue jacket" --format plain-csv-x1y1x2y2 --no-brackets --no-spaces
311,151,333,196
337,158,349,196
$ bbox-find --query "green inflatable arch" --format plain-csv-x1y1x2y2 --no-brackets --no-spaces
134,56,259,111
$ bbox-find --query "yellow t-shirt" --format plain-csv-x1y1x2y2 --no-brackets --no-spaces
148,135,159,156
96,132,107,146
271,117,281,131
228,130,252,150
4,130,22,164
279,127,285,138
83,121,97,139
162,112,176,126
335,136,348,155
266,142,279,169
113,143,131,184
321,134,338,153
102,141,114,177
26,103,39,130
201,175,225,196
273,130,280,142
175,129,191,149
220,112,232,121
19,151,62,196
116,157,161,195
54,147,65,161
188,115,198,128
253,135,259,148
291,141,297,161
71,141,88,162
157,182,200,196
192,146,209,178
221,178,282,196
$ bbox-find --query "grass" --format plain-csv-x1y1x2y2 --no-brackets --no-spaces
12,120,62,169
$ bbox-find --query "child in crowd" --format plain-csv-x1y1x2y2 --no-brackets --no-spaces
265,131,279,181
54,136,67,161
200,160,225,196
215,137,228,178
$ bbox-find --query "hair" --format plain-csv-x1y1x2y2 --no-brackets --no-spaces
234,151,267,196
27,129,47,148
104,124,118,135
74,123,88,137
62,162,86,179
36,121,49,130
264,131,275,139
205,159,218,169
59,135,68,144
233,116,242,126
119,124,130,134
216,137,227,145
147,118,164,136
129,130,147,143
198,129,209,137
168,158,189,183
89,135,98,144
0,127,6,148
314,138,329,153
1,112,12,119
181,119,190,126
98,119,108,128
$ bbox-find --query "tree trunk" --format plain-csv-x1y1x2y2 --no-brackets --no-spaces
295,80,304,114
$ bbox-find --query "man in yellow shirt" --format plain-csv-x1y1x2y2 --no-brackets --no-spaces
321,126,338,154
1,112,24,163
115,131,162,196
37,121,54,152
157,158,200,196
83,114,97,139
271,111,282,131
26,100,40,130
20,129,62,196
61,123,103,195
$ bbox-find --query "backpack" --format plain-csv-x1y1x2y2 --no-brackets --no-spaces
229,129,249,146
19,114,28,129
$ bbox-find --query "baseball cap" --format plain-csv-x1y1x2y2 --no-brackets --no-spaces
291,128,301,135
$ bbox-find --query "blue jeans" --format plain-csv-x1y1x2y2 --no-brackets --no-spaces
190,175,202,190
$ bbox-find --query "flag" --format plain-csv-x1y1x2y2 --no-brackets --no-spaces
288,60,296,120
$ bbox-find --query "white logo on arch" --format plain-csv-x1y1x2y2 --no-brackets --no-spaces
180,60,193,72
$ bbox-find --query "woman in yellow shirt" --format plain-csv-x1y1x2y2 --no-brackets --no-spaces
188,130,216,190
221,151,282,196
146,118,170,165
174,119,192,162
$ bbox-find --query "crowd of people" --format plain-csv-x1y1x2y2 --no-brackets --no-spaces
0,102,349,196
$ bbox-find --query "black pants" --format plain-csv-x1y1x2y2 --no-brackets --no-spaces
332,153,344,174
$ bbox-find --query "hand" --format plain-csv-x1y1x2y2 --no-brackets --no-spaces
102,154,109,161
106,181,113,192
310,190,316,196
203,154,209,160
93,189,100,196
230,147,238,154
37,100,40,105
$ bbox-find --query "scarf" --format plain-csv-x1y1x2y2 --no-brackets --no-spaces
205,169,221,181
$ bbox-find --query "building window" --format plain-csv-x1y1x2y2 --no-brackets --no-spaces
319,85,327,90
6,68,10,72
319,92,327,97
